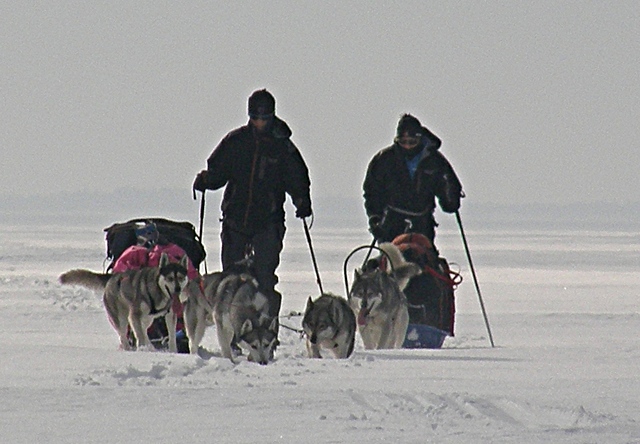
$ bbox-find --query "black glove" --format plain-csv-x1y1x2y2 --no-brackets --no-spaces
368,215,387,240
294,196,312,219
193,170,208,192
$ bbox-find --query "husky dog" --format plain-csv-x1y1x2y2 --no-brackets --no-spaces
348,243,421,350
182,272,226,355
182,257,263,358
192,271,277,365
302,293,356,359
59,253,189,352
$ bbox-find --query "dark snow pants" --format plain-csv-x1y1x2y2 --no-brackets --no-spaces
221,222,285,317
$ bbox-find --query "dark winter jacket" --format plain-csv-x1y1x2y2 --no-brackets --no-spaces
363,126,462,242
201,117,311,234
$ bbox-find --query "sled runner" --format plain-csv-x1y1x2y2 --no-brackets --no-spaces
103,218,207,353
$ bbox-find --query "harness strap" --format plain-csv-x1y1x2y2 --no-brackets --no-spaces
386,205,431,218
422,265,462,289
280,322,305,336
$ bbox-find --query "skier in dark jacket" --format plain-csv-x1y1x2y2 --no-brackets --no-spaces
364,114,463,332
364,113,463,246
193,89,312,317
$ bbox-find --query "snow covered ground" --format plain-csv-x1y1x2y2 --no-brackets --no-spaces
1,217,639,443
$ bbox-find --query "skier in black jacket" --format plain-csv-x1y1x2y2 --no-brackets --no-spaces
364,113,463,246
364,114,463,332
193,89,312,318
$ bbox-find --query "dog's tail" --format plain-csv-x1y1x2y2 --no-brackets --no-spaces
378,242,407,270
59,269,111,292
378,242,422,291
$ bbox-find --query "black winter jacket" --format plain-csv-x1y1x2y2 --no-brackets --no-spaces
202,117,311,235
363,126,462,241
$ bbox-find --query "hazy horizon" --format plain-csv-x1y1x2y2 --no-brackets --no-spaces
3,188,639,232
3,2,639,206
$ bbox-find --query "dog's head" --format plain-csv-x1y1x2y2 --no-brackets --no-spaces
238,316,279,365
348,269,386,326
302,295,343,344
158,253,189,299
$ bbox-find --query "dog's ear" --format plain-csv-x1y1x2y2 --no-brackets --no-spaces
180,254,189,269
240,319,253,335
305,296,314,313
159,252,170,268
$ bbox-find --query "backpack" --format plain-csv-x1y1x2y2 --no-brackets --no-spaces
103,217,206,272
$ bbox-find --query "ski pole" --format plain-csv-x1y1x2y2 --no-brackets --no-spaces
455,210,495,347
362,208,388,266
302,218,324,295
361,236,377,268
195,189,208,274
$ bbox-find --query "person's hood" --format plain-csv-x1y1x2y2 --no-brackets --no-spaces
271,116,292,139
418,126,441,152
393,125,441,155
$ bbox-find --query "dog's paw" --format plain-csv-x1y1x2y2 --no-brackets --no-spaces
231,342,243,358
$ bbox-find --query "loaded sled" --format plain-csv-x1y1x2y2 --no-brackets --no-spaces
391,233,461,348
103,217,206,353
346,232,461,349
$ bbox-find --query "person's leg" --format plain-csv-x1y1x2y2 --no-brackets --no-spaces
220,225,251,356
252,223,285,317
221,225,250,270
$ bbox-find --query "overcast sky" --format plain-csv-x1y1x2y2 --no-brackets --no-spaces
3,2,638,205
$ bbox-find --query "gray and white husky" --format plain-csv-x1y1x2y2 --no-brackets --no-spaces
183,258,252,354
348,242,421,350
302,293,356,359
182,272,224,355
59,253,189,352
185,270,278,364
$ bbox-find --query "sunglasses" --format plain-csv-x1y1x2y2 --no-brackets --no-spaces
395,136,420,146
249,113,274,121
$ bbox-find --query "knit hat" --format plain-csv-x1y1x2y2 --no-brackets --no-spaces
396,114,422,137
248,89,275,115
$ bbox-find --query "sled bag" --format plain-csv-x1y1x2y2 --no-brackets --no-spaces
104,217,206,270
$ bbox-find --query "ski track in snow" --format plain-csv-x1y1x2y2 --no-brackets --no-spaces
68,352,623,440
63,320,624,441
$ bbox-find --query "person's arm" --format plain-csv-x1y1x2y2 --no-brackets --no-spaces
205,136,234,190
363,152,388,219
193,135,233,192
283,140,312,218
433,153,463,213
363,152,393,238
